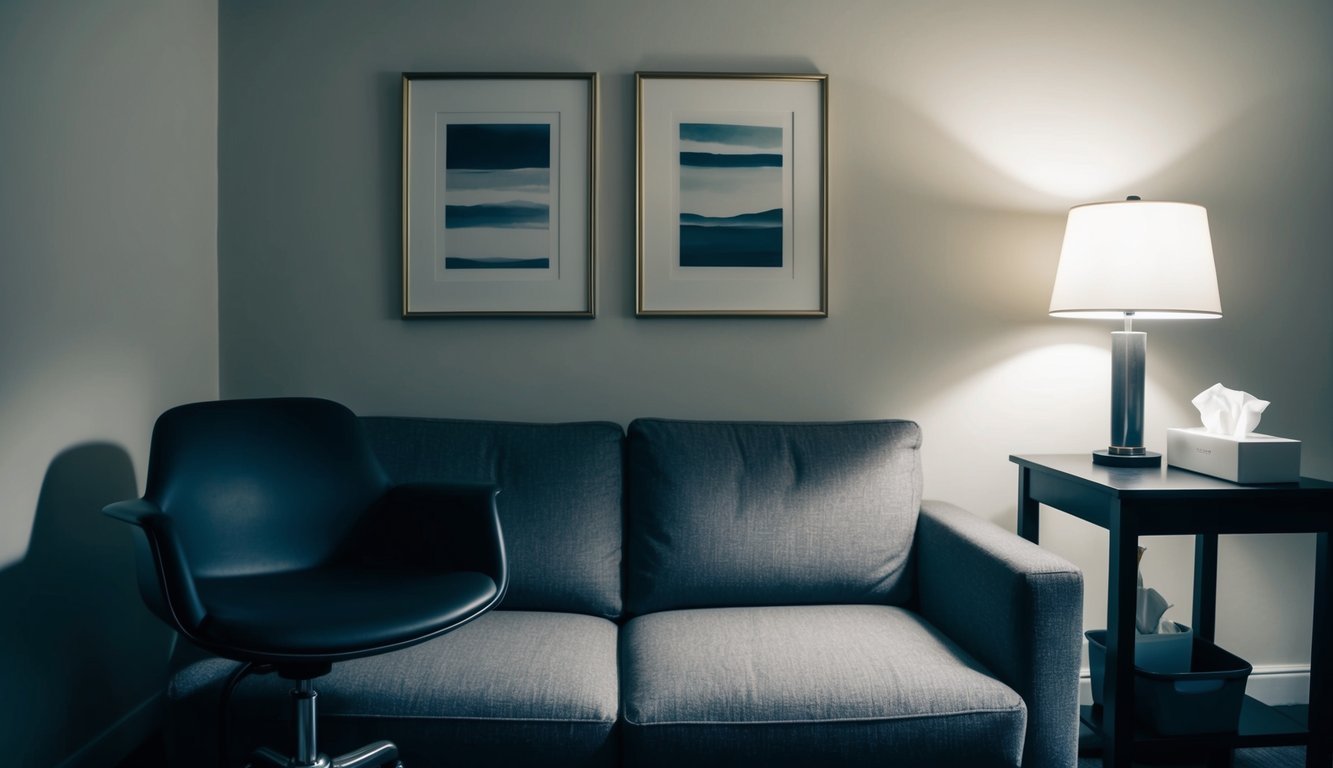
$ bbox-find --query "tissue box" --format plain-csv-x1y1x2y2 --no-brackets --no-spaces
1167,427,1301,483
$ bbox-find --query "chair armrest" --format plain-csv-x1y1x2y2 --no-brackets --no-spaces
102,498,207,632
104,498,158,525
916,499,1083,768
349,483,508,600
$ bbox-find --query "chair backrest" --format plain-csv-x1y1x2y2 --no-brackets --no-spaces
144,398,388,577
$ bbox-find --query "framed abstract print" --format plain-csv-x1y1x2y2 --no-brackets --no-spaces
636,72,827,316
403,73,597,316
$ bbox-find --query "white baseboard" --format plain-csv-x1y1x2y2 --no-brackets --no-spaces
1079,664,1310,706
56,693,162,768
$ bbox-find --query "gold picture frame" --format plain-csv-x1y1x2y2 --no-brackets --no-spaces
636,72,828,317
402,72,598,317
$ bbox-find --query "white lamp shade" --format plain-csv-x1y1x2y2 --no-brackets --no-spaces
1049,199,1222,319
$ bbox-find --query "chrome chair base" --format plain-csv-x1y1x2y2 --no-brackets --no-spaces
245,678,402,768
249,741,400,768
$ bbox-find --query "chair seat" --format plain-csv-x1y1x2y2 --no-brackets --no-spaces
193,567,498,660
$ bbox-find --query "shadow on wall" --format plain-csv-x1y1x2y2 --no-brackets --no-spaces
0,443,173,766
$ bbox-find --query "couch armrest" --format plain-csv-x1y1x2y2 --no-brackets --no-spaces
916,500,1083,768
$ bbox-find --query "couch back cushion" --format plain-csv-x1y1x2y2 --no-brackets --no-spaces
626,419,922,615
362,417,624,619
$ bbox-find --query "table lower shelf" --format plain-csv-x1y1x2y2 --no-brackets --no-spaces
1080,697,1309,757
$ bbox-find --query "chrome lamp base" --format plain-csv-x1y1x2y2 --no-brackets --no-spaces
1093,449,1161,468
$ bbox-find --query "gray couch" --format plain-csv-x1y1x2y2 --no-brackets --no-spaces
165,417,1083,768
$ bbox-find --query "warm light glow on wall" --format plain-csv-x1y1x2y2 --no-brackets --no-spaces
926,104,1205,201
889,11,1265,204
913,336,1197,519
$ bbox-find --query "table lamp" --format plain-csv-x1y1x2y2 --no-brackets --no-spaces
1049,196,1222,466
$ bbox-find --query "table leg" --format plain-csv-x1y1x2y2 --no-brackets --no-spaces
1308,531,1330,768
1103,501,1138,768
1018,467,1039,543
1193,533,1219,641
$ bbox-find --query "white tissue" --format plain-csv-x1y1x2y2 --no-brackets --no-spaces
1136,586,1171,635
1192,383,1270,439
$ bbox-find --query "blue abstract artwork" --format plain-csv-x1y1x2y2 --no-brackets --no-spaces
678,122,783,268
444,123,551,269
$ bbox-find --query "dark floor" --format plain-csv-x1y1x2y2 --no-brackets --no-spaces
1075,704,1321,768
118,740,1314,768
1078,747,1310,768
113,732,166,768
118,723,1321,768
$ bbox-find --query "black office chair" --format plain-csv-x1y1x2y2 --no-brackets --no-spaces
105,398,507,768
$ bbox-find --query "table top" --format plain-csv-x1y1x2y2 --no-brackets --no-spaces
1010,453,1333,498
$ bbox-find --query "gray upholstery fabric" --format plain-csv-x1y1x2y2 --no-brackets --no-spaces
167,611,620,768
362,417,624,618
620,604,1026,767
625,419,922,614
916,500,1084,768
151,417,1081,768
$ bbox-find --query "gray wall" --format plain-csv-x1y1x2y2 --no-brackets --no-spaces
0,0,219,764
217,0,1331,682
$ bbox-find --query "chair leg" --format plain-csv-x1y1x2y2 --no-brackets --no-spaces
247,747,294,767
330,741,400,768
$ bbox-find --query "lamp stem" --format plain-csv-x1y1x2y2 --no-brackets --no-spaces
1109,331,1146,455
1094,329,1160,466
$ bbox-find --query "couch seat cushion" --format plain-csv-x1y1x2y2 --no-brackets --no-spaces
621,604,1026,767
168,611,619,768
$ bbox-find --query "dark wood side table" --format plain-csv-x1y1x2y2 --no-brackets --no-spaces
1010,454,1333,768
